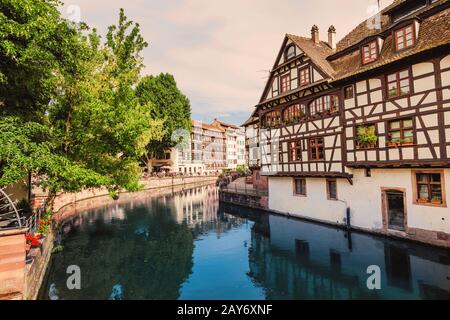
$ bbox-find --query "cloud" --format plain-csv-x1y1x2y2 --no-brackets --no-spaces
59,0,394,125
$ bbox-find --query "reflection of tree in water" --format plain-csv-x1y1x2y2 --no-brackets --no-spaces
41,199,194,300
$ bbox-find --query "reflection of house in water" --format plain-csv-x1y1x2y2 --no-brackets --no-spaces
172,185,247,236
173,185,219,226
249,215,450,300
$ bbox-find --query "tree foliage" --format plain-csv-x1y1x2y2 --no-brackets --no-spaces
0,1,165,197
136,73,191,158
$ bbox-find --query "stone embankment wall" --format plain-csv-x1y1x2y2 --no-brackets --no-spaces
31,176,218,212
219,190,268,210
0,229,27,300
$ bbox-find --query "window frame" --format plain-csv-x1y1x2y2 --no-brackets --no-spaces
293,178,307,197
387,117,414,147
394,24,416,52
262,110,281,128
386,68,413,99
412,170,446,207
288,140,302,162
280,74,291,94
309,95,340,117
355,123,378,149
298,66,311,87
327,179,338,200
344,85,354,100
283,103,305,124
361,40,379,64
285,44,296,61
309,137,325,161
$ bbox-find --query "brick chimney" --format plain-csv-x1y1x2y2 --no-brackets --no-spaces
328,25,336,50
311,25,319,44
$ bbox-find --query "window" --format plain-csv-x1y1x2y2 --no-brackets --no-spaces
327,179,337,200
271,143,280,163
263,111,281,128
299,67,310,86
387,118,414,146
285,44,296,60
289,140,302,162
309,138,324,161
395,24,415,51
280,74,291,93
294,178,307,196
414,172,445,205
309,95,339,116
387,69,411,98
356,124,377,149
362,41,378,64
344,85,354,100
283,104,305,124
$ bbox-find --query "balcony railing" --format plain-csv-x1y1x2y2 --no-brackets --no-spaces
0,188,47,234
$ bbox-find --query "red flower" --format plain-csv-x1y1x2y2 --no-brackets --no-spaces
26,233,32,241
31,238,41,247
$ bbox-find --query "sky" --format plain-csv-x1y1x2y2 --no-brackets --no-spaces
59,0,394,126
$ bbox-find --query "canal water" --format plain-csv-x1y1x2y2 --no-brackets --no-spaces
39,185,450,300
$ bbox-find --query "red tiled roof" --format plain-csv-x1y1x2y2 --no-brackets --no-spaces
192,120,225,132
331,6,450,81
212,119,240,129
287,34,336,77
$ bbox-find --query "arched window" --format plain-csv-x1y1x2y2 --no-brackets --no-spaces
309,95,339,117
285,44,296,61
283,104,306,124
262,111,281,128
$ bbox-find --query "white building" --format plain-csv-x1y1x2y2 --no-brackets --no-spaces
211,119,246,170
247,0,450,247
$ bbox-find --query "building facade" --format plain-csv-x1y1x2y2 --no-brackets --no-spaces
211,119,246,170
248,0,450,247
176,119,247,174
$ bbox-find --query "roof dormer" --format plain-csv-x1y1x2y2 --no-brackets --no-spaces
360,36,384,65
392,19,420,52
385,0,438,23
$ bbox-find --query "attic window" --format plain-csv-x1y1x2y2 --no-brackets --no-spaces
362,41,378,64
394,24,415,51
285,45,296,60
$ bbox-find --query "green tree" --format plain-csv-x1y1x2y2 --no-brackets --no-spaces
136,73,191,165
0,2,164,204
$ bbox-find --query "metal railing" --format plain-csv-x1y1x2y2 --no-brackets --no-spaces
0,188,24,230
0,188,46,234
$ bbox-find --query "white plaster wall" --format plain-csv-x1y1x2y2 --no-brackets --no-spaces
268,177,348,225
268,168,450,234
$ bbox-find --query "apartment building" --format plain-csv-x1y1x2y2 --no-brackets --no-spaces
247,0,450,247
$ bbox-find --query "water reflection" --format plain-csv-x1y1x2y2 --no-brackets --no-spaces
40,185,450,300
244,210,450,300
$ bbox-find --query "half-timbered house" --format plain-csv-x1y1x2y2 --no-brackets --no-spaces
247,0,450,247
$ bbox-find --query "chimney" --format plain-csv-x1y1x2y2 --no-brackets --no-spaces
328,25,336,50
311,25,319,44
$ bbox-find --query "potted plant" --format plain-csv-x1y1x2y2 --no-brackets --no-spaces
356,126,378,149
431,196,442,205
